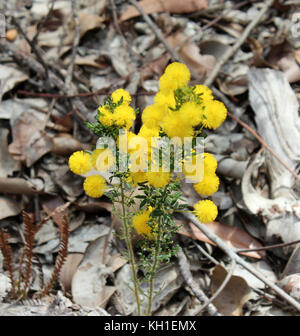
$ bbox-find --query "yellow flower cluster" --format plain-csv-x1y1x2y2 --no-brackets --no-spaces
68,149,110,198
132,207,156,239
141,62,227,140
99,89,135,130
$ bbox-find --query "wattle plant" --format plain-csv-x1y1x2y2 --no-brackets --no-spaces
68,62,227,315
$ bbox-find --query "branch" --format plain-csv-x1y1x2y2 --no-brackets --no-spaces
196,260,236,315
183,211,300,312
177,249,221,316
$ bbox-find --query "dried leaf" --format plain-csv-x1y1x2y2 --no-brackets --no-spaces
59,253,83,293
166,33,216,79
178,220,266,259
72,235,118,308
120,0,208,21
211,264,252,316
0,65,28,99
9,112,53,167
0,196,22,220
0,129,20,178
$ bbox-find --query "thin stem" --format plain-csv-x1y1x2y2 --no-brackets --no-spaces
146,215,162,316
119,178,141,316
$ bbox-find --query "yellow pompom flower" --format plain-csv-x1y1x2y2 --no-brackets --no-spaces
83,175,106,198
98,105,114,127
179,102,202,127
154,91,176,110
183,154,204,182
142,104,164,129
194,200,218,223
111,88,131,105
202,152,218,173
193,173,219,196
91,148,115,171
201,100,227,130
146,171,171,188
159,62,191,92
114,105,136,129
132,209,155,238
161,112,194,140
127,171,148,186
69,151,92,175
194,85,213,103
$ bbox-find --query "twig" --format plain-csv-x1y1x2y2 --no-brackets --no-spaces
177,249,221,316
183,211,300,312
196,260,236,315
237,239,300,253
0,177,44,195
204,0,275,86
127,0,181,63
11,17,50,83
32,0,56,45
65,0,80,93
195,243,219,265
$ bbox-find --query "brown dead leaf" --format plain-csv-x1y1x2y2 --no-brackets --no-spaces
268,41,300,83
59,253,84,293
211,264,252,316
41,195,70,229
75,201,112,213
166,33,216,79
120,0,208,21
178,220,265,259
9,113,54,167
0,129,20,178
0,196,22,220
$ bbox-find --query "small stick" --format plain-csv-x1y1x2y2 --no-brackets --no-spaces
196,260,236,315
177,249,221,316
65,0,80,93
32,0,56,45
127,0,181,63
11,17,50,83
183,211,300,312
204,0,275,86
237,239,300,253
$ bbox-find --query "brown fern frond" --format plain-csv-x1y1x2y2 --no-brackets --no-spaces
22,211,35,297
0,229,16,299
40,215,69,298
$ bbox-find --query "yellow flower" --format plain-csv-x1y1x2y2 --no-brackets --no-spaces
193,173,219,196
146,171,171,188
159,62,191,92
142,104,164,129
179,102,202,127
127,171,148,186
201,100,227,130
98,105,114,127
132,209,155,238
154,91,176,110
111,88,131,105
194,85,213,103
202,152,217,173
91,148,115,172
161,112,194,140
114,105,136,129
183,154,204,182
69,151,92,175
83,175,106,198
193,200,218,223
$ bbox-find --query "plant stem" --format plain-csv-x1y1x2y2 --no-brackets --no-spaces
119,178,141,316
146,215,162,316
